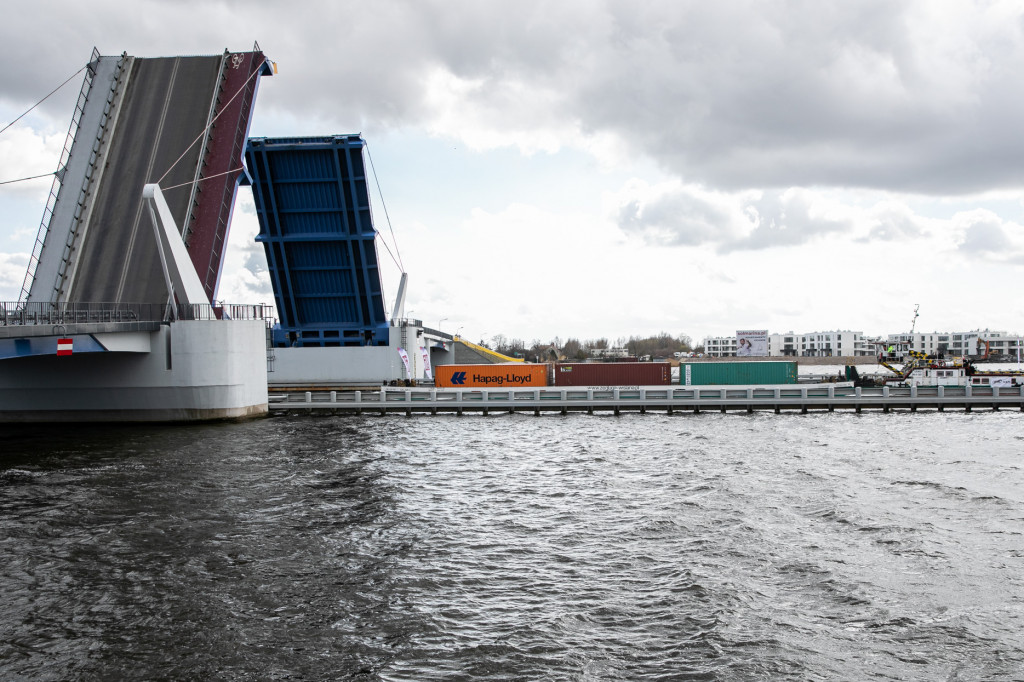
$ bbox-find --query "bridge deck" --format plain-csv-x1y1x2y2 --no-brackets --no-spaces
28,50,269,308
70,56,223,304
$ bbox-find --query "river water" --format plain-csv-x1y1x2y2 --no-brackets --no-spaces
1,411,1022,680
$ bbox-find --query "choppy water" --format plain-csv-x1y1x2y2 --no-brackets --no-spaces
2,412,1023,681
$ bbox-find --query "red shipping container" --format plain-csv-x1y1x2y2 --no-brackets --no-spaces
552,362,671,387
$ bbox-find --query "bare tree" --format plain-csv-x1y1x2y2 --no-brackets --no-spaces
477,331,693,361
562,337,586,360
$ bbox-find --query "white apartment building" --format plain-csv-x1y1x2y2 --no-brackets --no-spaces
703,329,1022,358
885,330,1023,359
771,330,871,357
701,336,738,357
702,331,871,357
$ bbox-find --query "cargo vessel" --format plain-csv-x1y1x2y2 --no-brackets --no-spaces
882,352,1023,388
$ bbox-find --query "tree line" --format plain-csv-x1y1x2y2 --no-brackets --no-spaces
481,332,696,362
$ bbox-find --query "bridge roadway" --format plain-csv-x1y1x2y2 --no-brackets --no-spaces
70,56,222,304
269,384,1024,416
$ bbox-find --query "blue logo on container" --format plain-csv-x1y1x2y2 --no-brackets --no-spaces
451,371,467,385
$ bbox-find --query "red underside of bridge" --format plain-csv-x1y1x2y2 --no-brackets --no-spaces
186,51,267,302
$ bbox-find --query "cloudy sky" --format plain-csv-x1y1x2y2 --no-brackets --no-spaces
2,0,1023,346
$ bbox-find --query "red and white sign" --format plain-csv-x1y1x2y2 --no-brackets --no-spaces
56,338,73,356
420,346,432,380
397,347,411,379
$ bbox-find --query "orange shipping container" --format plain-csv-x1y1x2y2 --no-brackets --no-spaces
435,364,549,388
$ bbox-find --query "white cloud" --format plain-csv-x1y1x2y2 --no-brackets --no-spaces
0,127,62,199
611,179,1024,262
613,180,755,247
728,189,853,252
612,182,887,252
953,209,1024,264
399,200,651,340
216,195,274,305
421,68,568,156
859,200,927,242
0,252,28,301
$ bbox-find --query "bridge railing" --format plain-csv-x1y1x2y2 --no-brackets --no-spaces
1,302,273,326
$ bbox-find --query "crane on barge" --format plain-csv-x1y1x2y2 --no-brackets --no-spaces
867,306,1024,387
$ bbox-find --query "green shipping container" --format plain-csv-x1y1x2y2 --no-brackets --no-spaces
681,361,798,385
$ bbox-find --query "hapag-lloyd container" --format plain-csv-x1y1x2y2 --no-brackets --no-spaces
435,364,549,388
552,362,671,387
681,361,798,385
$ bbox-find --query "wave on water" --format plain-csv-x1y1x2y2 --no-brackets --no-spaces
1,412,1022,680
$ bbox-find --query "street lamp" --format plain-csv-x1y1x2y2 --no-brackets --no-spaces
439,317,448,330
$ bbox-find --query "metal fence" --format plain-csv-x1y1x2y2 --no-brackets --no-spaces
1,302,274,326
269,384,1024,415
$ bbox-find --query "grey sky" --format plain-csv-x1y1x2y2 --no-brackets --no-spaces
4,1,1023,194
1,0,1022,341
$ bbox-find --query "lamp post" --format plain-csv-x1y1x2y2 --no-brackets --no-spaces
439,317,448,330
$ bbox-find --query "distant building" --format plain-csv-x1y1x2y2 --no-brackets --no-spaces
590,347,630,359
703,330,872,357
885,330,1023,358
701,336,738,357
705,328,1021,359
771,330,872,357
770,333,800,357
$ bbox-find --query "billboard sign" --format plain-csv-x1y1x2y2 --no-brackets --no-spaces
736,329,768,357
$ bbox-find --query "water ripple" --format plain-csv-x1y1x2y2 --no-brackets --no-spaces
1,413,1022,679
